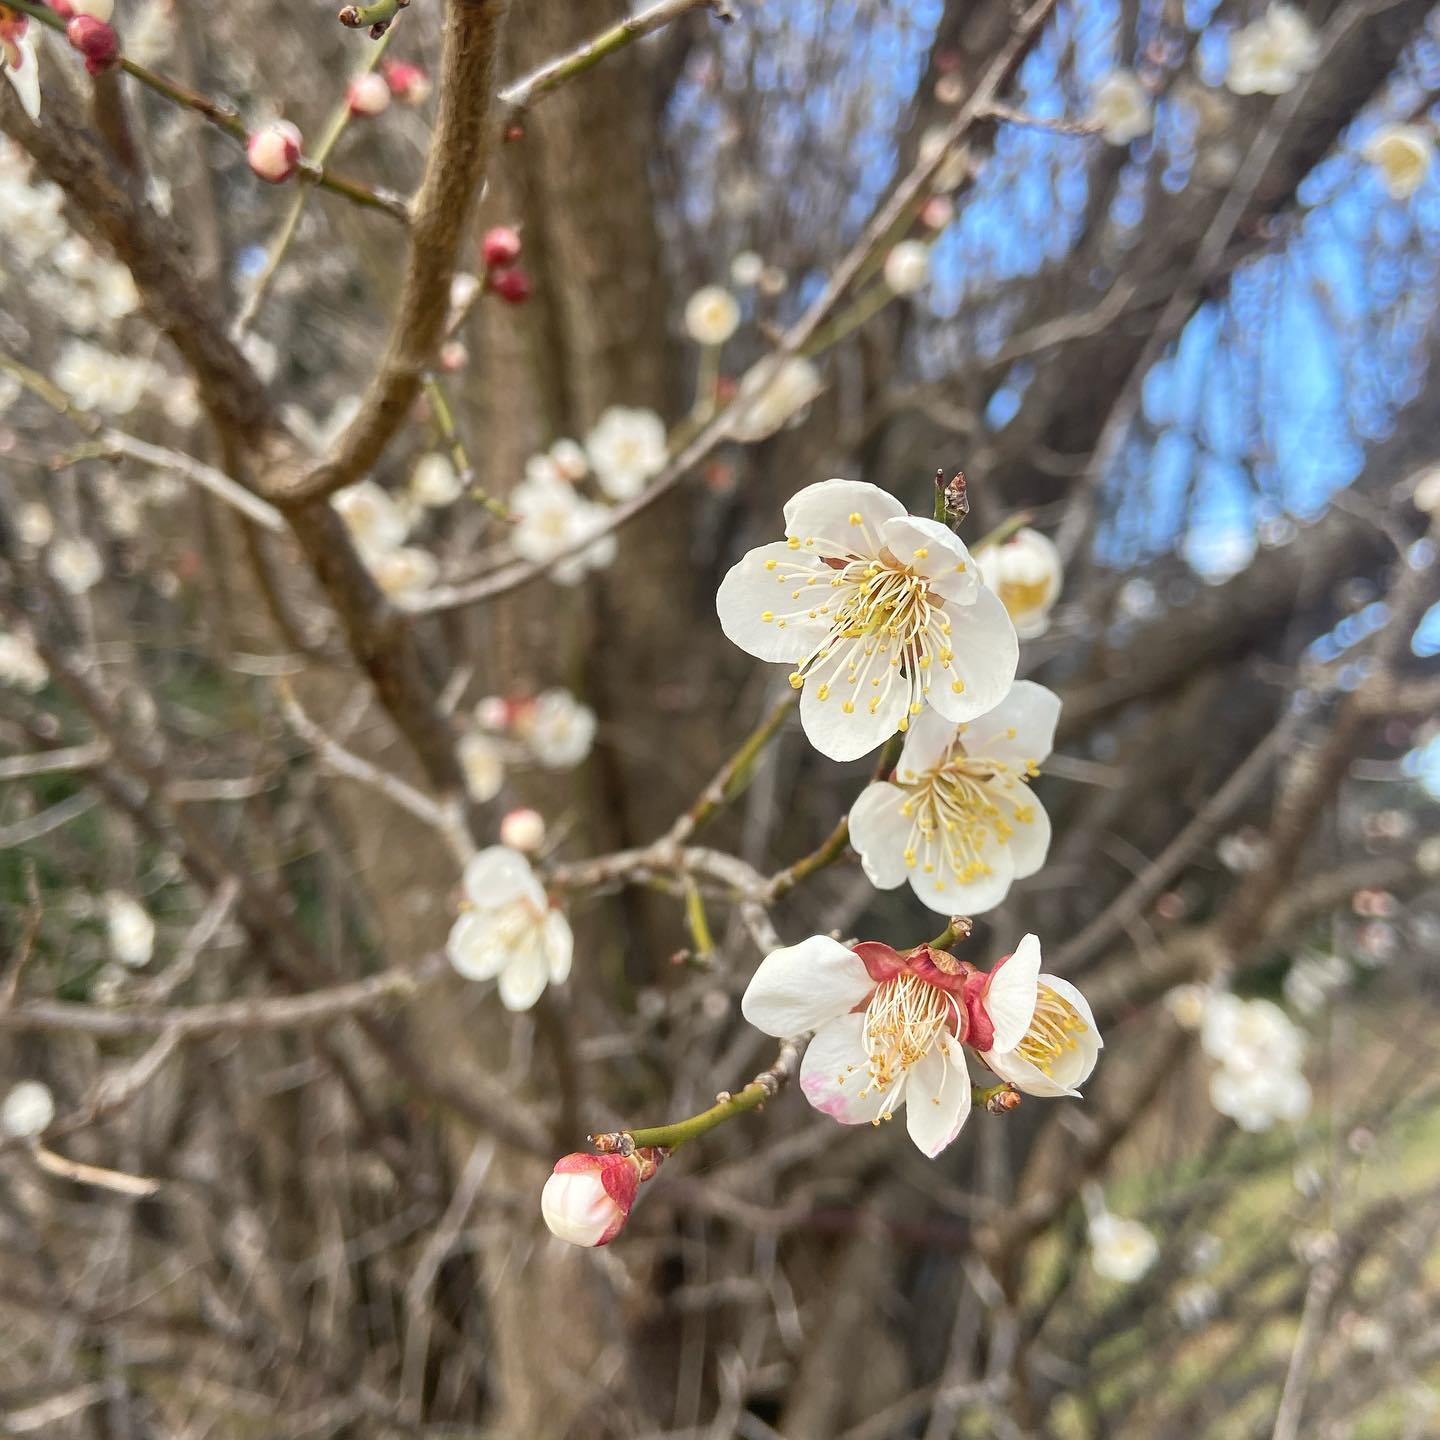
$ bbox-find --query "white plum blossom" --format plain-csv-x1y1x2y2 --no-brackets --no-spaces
1200,992,1311,1131
1089,1212,1159,1282
520,687,596,769
1164,983,1210,1031
1,1081,54,1139
0,154,66,263
726,356,824,442
717,479,1018,761
410,453,464,507
918,126,970,190
48,536,104,595
1090,71,1152,145
742,932,1085,1156
977,528,1063,639
333,480,409,554
585,406,667,500
54,341,151,415
971,937,1102,1097
510,474,616,583
849,681,1059,915
1364,123,1433,200
1,7,41,122
1283,953,1349,1015
730,250,764,287
1226,5,1319,97
684,285,741,345
548,437,588,481
371,545,439,600
457,731,505,802
0,629,47,691
883,240,930,295
105,891,155,968
446,846,573,1011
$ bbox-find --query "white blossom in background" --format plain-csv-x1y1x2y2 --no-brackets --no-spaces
410,453,464,507
1088,1211,1160,1282
977,528,1064,639
0,8,41,122
1364,123,1433,200
757,264,788,296
883,240,930,295
1283,953,1350,1015
124,0,176,66
283,395,361,455
1226,5,1319,97
0,153,66,262
918,125,970,189
548,437,588,482
333,480,409,554
1164,983,1210,1030
500,807,546,852
1174,1281,1220,1329
726,356,824,442
585,406,668,501
48,536,104,595
53,342,151,415
1089,71,1152,145
510,474,616,584
849,681,1059,914
730,250,764,287
457,731,505,803
520,687,597,769
446,846,573,1012
16,502,53,548
717,479,1018,761
1412,467,1440,516
0,629,47,691
684,285,741,345
1,1081,54,1139
240,331,280,384
475,695,510,732
1200,992,1311,1131
47,240,141,331
105,891,156,968
371,545,439,600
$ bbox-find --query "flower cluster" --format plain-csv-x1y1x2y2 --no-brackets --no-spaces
332,478,440,601
1195,990,1312,1131
742,934,1100,1156
1226,4,1318,97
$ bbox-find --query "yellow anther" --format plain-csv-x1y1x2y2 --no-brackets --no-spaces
951,680,965,694
849,511,863,525
913,547,929,559
788,672,804,689
761,610,774,623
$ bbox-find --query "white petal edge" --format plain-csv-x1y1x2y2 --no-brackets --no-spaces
783,479,905,553
961,680,1062,767
462,846,545,910
983,933,1042,1053
498,945,549,1012
847,782,913,889
879,515,978,605
926,587,1019,725
715,541,831,663
896,704,958,780
741,935,873,1037
543,910,574,986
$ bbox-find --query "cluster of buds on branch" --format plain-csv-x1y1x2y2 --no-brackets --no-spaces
481,225,531,305
337,0,408,41
48,0,117,75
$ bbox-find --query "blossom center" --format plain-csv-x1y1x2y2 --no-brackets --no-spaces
861,973,955,1109
996,574,1053,616
899,747,1040,891
1016,984,1089,1073
765,533,958,724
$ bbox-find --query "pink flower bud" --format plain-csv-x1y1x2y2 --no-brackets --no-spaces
439,339,469,373
347,72,391,118
541,1153,639,1247
481,225,522,270
247,122,303,184
66,15,118,74
475,696,511,732
499,807,545,853
382,59,430,105
488,267,532,305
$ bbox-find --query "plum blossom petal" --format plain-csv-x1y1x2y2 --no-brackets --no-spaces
782,478,906,551
715,541,832,663
847,782,913,889
981,934,1042,1053
926,586,1018,724
903,1033,972,1157
462,845,545,910
983,970,1101,1098
798,1013,889,1124
741,936,874,1036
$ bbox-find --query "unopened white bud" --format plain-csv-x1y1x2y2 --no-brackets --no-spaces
499,807,545,852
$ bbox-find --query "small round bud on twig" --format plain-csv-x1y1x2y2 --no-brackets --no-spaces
499,807,545,852
481,225,523,270
985,1085,1022,1116
487,267,532,305
247,121,303,184
382,59,430,104
346,72,391,118
66,15,119,74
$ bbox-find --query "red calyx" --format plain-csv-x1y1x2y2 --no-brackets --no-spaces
959,960,998,1052
66,15,118,74
487,266,532,304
